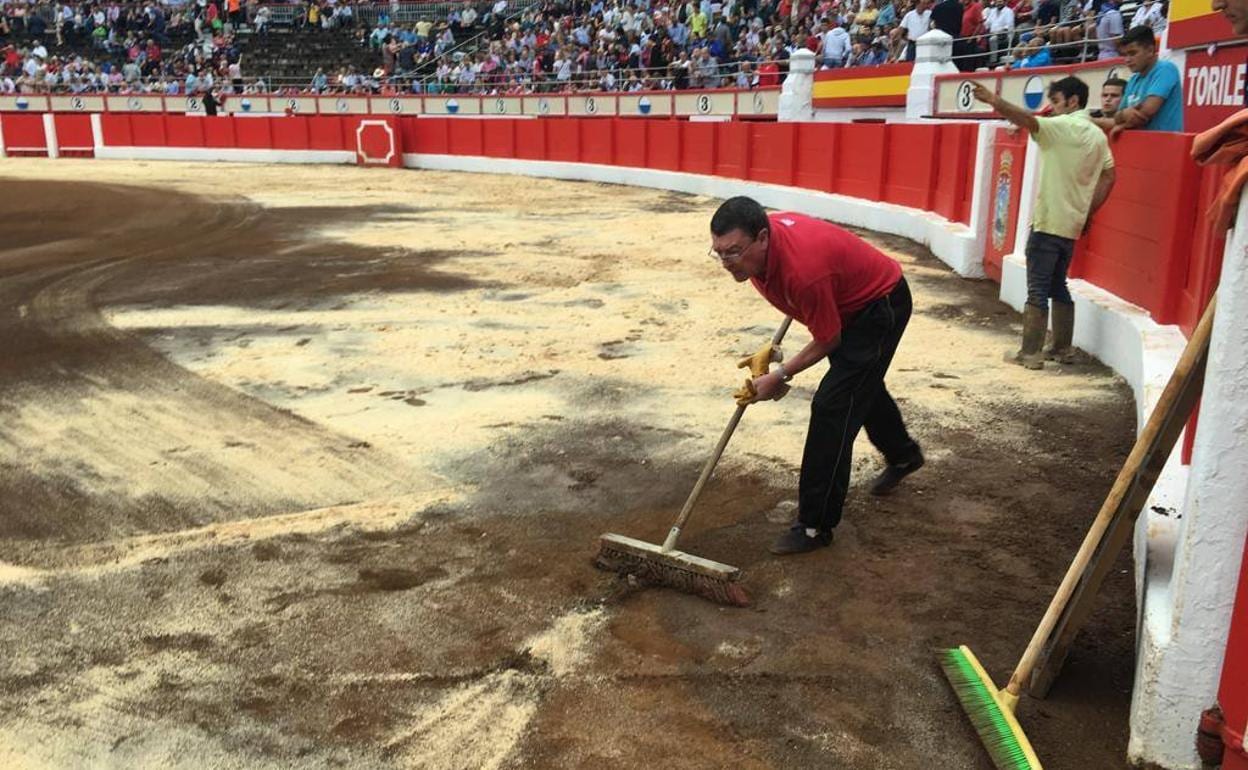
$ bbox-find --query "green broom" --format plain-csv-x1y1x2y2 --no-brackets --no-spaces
941,294,1218,769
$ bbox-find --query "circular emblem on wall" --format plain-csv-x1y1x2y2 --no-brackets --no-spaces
752,92,765,113
126,96,142,111
335,98,349,113
495,98,506,114
240,98,252,112
1105,67,1121,83
956,81,976,112
389,98,402,114
696,94,711,114
15,96,29,110
585,96,597,115
70,96,85,111
286,98,299,113
1022,76,1045,111
446,99,460,114
538,98,550,115
187,97,201,112
638,96,652,115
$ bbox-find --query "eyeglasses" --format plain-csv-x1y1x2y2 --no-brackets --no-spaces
708,236,755,263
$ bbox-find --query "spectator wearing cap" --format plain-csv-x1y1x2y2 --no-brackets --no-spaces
1115,25,1183,134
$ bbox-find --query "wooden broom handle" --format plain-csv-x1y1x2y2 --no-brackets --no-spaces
1003,293,1218,701
661,316,793,551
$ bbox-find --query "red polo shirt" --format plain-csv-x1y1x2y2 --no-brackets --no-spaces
750,213,902,343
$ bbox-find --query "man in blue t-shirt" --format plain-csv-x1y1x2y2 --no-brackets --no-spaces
1114,25,1183,135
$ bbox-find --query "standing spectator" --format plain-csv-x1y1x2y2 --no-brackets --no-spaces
960,0,986,70
900,0,932,60
1130,0,1165,39
1089,76,1125,128
819,17,851,67
931,0,963,38
1115,25,1183,133
972,77,1115,368
985,0,1015,65
1096,0,1123,59
202,85,221,115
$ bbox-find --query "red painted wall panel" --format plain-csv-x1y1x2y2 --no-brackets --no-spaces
130,113,167,147
680,121,716,176
271,116,310,150
52,113,93,152
714,121,749,179
482,119,515,158
309,116,346,150
615,119,647,168
883,124,938,211
932,123,977,225
163,114,205,147
447,118,484,156
581,119,614,165
834,123,887,200
646,120,680,172
1070,131,1201,325
233,116,272,149
793,123,836,193
748,122,795,187
0,113,47,154
418,118,451,154
515,119,546,160
98,113,132,146
202,116,236,148
547,119,581,163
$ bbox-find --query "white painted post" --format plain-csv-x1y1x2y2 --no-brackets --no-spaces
906,30,959,120
0,114,7,159
42,112,59,159
90,112,103,154
778,49,815,122
1129,189,1248,770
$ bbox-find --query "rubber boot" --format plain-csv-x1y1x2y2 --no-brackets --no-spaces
1045,301,1075,363
1005,304,1047,370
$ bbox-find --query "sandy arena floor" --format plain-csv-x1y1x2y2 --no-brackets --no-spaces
0,159,1137,769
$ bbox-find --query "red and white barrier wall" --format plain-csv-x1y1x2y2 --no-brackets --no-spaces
0,107,1241,770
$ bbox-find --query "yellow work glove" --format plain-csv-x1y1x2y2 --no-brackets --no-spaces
733,342,789,405
736,342,783,379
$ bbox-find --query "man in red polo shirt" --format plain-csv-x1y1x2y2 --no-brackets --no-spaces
710,197,924,555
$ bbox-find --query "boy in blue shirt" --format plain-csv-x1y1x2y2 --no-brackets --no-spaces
1115,25,1183,134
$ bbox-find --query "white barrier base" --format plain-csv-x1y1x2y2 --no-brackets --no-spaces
403,153,987,279
94,146,356,165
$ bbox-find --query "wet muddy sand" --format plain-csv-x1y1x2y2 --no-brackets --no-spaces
0,160,1136,769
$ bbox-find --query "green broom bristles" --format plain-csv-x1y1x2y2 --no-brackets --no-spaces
939,646,1041,770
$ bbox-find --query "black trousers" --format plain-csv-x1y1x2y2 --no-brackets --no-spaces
1024,230,1075,308
798,278,919,532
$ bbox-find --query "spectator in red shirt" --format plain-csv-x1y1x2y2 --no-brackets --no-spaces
757,59,780,87
709,197,924,556
961,0,987,70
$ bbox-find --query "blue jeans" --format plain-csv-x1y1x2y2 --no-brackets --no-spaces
1025,230,1075,309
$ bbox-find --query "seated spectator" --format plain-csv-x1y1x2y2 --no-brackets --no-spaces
1130,0,1166,39
985,0,1015,66
1012,34,1052,68
1114,25,1182,134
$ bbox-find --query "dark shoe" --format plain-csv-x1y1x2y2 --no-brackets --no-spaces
870,452,925,496
769,525,833,555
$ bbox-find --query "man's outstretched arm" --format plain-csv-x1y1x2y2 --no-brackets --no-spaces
971,81,1040,136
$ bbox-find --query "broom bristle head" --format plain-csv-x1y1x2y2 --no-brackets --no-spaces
938,646,1041,770
595,538,750,607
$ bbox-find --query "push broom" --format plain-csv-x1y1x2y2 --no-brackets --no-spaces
595,317,793,607
940,294,1218,769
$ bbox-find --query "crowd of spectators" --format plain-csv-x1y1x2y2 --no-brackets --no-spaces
1,0,264,94
0,0,1170,95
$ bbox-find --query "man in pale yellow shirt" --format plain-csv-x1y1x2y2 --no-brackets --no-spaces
973,77,1116,368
